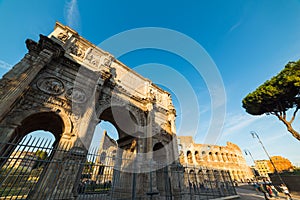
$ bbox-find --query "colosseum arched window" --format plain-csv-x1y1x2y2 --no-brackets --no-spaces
221,153,226,162
208,152,213,161
215,152,220,162
187,150,193,164
179,150,185,164
189,170,197,183
198,169,205,183
195,151,200,163
226,153,230,162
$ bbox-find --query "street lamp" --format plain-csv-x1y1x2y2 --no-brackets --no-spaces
244,149,259,180
250,131,285,184
244,149,255,165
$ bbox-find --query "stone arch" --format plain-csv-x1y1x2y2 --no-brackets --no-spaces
207,169,214,181
187,150,193,164
221,153,226,162
195,150,200,163
153,142,166,165
3,111,71,150
98,106,140,142
232,170,238,181
220,170,227,182
97,99,147,131
203,169,209,182
215,152,221,162
226,153,230,162
197,169,204,183
234,154,238,162
208,152,213,161
0,23,179,199
214,152,218,161
179,150,185,164
189,169,197,184
213,170,221,181
153,142,170,195
237,170,243,182
0,111,75,199
230,154,234,162
1,109,72,143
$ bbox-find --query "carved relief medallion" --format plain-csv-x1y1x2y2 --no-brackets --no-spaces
37,77,64,95
66,88,87,103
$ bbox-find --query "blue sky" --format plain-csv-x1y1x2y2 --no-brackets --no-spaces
0,0,300,166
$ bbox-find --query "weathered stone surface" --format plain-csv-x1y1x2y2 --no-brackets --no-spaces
0,22,178,199
178,136,254,182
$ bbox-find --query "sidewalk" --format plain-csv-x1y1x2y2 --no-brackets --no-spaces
235,185,300,200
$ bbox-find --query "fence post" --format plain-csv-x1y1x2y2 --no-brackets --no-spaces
132,165,136,200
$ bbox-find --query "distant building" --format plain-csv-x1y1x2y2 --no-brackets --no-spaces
250,166,260,177
255,156,293,177
177,136,254,182
270,156,293,172
255,160,272,178
92,131,117,182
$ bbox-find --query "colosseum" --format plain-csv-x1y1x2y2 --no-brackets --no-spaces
178,136,254,182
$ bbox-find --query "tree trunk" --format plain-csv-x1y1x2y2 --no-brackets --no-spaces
277,117,300,141
286,124,300,141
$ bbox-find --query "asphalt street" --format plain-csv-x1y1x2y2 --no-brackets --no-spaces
235,185,300,200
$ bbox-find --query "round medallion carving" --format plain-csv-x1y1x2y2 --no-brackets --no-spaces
66,88,87,103
37,77,64,95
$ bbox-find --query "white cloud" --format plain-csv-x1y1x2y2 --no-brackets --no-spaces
264,132,287,145
228,19,243,34
65,0,81,32
223,113,262,134
0,60,12,70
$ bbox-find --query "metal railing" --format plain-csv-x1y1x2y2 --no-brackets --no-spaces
0,136,237,199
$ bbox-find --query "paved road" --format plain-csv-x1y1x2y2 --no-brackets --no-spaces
235,186,300,200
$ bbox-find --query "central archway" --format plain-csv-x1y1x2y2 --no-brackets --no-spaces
99,106,140,144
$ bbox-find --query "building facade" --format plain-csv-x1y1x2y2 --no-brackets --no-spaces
92,131,117,183
255,160,272,178
255,156,293,177
178,136,254,182
270,156,293,172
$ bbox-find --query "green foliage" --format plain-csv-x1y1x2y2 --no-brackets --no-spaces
242,60,300,115
35,150,48,160
83,161,94,174
34,150,48,168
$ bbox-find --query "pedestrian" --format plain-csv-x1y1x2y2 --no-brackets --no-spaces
280,184,293,200
253,182,260,194
270,184,278,197
260,183,270,200
266,184,273,198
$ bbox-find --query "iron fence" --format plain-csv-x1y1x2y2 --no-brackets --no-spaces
0,136,237,199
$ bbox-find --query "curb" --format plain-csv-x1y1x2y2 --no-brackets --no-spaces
212,195,240,200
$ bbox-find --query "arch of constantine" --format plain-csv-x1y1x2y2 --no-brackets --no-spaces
0,22,178,199
0,22,238,199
